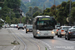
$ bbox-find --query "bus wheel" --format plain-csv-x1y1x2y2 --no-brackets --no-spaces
33,35,36,38
51,36,54,39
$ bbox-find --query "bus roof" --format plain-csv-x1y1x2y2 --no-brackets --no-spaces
35,16,50,18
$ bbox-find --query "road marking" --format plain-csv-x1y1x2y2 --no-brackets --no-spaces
11,46,16,50
40,40,51,50
37,45,41,50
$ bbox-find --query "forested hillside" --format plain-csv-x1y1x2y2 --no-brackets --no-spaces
21,0,75,13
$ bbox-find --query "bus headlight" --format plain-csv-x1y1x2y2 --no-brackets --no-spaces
37,32,40,34
51,31,54,34
37,30,40,34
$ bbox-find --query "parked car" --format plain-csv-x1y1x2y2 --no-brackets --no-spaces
2,24,10,28
26,25,33,33
18,23,24,30
65,28,75,40
10,24,15,28
14,24,18,28
57,26,71,38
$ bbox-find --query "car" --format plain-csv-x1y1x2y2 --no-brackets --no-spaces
14,24,18,28
26,25,33,33
53,27,61,35
10,24,15,28
18,23,24,30
65,28,75,40
24,24,26,28
71,26,75,28
57,26,71,38
2,24,10,28
55,25,60,29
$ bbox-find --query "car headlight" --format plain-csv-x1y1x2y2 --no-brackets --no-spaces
27,29,29,31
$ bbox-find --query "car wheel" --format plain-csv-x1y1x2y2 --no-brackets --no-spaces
57,35,59,37
67,36,70,40
59,35,62,38
26,31,27,33
33,35,36,38
65,35,67,40
18,28,19,30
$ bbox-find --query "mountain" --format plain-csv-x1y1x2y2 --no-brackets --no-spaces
21,0,75,13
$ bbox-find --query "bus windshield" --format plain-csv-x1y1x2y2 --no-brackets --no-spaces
36,20,54,30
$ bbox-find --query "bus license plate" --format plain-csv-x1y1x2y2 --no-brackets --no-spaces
44,33,48,35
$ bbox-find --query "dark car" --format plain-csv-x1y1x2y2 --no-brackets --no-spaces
65,28,75,40
26,25,33,33
18,23,24,30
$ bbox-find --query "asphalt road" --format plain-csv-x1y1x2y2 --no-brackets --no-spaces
0,28,75,50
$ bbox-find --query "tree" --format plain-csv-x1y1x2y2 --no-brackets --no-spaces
33,11,40,18
6,16,11,24
71,7,75,23
26,6,42,18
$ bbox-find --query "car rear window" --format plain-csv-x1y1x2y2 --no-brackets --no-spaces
63,27,71,29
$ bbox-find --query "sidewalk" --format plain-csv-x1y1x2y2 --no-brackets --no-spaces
0,28,15,46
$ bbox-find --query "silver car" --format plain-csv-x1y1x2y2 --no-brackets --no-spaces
57,26,71,38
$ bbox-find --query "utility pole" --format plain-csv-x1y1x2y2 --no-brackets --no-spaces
69,0,71,26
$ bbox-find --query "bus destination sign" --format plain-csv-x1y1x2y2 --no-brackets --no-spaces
39,18,50,20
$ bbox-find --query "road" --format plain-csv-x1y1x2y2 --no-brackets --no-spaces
0,28,75,50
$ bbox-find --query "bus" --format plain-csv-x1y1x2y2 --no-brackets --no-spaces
33,16,57,38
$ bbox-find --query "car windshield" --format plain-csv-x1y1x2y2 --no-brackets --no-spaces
73,26,75,28
36,20,54,30
18,24,23,26
63,27,71,30
27,25,33,28
70,29,75,32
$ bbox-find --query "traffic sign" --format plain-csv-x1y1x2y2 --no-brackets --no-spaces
0,7,2,10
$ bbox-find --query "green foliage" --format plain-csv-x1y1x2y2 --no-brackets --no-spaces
33,11,40,18
41,1,75,25
26,6,42,17
71,7,75,23
0,0,21,24
6,16,11,24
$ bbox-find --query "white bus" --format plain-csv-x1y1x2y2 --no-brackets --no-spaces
33,16,57,38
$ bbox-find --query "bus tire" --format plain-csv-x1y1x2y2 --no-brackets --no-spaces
51,36,54,39
33,35,36,38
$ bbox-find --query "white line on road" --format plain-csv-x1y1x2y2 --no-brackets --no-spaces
40,40,51,50
11,46,16,50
